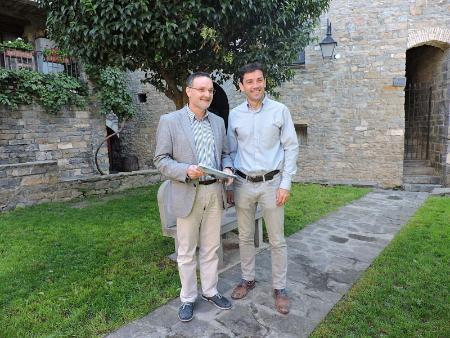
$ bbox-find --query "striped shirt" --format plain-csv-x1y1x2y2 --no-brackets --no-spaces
186,106,217,180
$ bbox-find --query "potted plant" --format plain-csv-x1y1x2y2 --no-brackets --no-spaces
0,38,34,59
43,48,70,64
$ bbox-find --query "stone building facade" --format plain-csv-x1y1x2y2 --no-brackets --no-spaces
121,0,449,189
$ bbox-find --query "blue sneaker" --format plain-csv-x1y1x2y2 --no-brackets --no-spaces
201,293,232,310
178,302,194,322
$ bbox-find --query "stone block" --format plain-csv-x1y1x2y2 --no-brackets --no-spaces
11,167,33,177
39,144,58,151
35,152,47,161
57,159,70,167
58,143,73,150
388,129,404,136
32,166,52,175
9,139,31,145
72,141,88,149
75,111,90,119
20,175,49,186
0,177,21,189
0,134,15,140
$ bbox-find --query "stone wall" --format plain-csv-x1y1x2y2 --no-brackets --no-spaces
0,104,110,210
120,71,176,169
0,164,161,211
0,105,109,176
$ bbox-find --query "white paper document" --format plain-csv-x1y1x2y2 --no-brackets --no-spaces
198,164,237,179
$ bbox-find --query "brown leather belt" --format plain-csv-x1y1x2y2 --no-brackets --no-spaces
235,170,280,182
198,179,218,185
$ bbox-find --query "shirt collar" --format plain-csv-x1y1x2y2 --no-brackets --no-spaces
186,105,209,122
246,95,268,112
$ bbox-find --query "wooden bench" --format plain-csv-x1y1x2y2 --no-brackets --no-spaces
157,180,263,267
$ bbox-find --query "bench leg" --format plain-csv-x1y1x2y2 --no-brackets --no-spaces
167,237,179,262
254,218,263,247
218,240,224,268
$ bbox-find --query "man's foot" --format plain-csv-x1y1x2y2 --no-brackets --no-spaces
274,289,289,314
231,279,256,299
178,302,194,322
201,293,232,310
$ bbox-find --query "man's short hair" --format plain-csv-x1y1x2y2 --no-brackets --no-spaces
238,62,266,83
186,72,211,87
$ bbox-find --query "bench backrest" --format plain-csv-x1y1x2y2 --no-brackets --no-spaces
157,180,177,229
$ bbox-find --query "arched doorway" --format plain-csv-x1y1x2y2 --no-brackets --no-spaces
403,44,450,188
209,83,230,130
106,127,121,173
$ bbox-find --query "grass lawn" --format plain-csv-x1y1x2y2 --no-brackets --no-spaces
311,196,450,338
0,183,369,337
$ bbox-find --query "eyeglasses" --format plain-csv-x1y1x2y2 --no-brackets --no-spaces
188,87,216,95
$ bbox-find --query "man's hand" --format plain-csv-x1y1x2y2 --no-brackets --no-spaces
276,188,290,206
227,190,234,205
187,165,204,179
223,167,234,186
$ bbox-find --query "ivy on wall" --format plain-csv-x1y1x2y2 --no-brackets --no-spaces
85,66,137,120
0,66,137,120
0,68,88,113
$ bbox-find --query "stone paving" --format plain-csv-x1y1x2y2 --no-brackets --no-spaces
107,189,429,338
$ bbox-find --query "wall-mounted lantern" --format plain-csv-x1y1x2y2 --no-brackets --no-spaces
319,19,337,59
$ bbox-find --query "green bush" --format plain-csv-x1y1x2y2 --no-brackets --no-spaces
0,68,88,113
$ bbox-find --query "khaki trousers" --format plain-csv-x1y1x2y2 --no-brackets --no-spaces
176,182,223,303
234,175,287,289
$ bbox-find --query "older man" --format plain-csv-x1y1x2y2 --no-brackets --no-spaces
154,72,233,322
227,63,299,314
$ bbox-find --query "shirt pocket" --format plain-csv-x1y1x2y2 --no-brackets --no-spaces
260,120,282,148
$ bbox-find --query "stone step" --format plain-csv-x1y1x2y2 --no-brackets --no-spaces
403,160,431,167
403,175,441,184
430,188,450,196
403,183,442,192
403,166,435,175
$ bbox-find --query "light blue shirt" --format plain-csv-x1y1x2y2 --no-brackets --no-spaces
227,96,299,190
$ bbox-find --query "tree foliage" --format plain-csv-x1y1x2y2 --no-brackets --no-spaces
40,0,330,108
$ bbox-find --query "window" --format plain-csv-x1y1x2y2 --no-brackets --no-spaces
137,93,147,103
291,50,305,66
294,124,308,145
